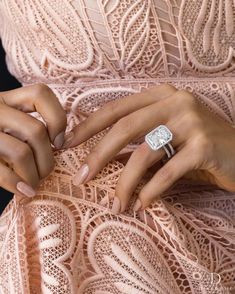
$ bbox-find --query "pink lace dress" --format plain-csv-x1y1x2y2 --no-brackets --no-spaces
0,1,235,293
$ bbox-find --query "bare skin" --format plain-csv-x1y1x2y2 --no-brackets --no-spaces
0,84,67,197
64,84,235,214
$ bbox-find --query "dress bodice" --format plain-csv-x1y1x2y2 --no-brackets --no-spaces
1,0,235,84
0,0,235,130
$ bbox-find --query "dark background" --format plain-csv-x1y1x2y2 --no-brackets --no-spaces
0,41,20,213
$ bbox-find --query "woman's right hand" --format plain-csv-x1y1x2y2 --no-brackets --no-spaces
0,84,67,197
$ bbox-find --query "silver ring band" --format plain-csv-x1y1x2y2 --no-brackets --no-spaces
163,143,175,158
145,125,175,159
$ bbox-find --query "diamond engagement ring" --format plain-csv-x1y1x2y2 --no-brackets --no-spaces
145,125,175,158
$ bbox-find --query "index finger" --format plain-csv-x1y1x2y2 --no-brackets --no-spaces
64,84,177,148
1,84,67,149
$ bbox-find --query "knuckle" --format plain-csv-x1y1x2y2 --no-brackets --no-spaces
176,90,197,108
115,117,134,137
151,83,177,93
161,84,177,93
149,84,177,100
32,83,52,97
193,134,214,160
29,84,66,131
177,89,191,98
105,99,120,118
199,135,213,152
13,144,33,163
184,111,202,129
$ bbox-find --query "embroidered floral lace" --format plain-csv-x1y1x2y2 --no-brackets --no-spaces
0,0,235,293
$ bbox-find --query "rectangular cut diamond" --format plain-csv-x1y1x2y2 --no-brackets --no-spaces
145,125,172,151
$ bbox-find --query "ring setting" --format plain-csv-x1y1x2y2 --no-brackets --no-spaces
145,125,175,158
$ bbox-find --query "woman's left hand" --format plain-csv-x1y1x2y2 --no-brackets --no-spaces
63,84,235,214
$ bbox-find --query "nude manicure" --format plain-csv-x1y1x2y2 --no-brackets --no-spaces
17,182,36,197
62,131,74,149
54,131,65,149
73,164,89,186
133,199,142,212
111,196,121,215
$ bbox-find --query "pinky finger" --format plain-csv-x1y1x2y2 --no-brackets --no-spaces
134,146,197,210
0,160,36,197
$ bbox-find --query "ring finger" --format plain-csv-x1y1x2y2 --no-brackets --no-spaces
115,124,182,213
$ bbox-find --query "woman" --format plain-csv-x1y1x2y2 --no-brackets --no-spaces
0,0,234,293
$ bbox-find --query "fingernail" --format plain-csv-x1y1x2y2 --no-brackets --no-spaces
73,164,89,186
62,132,74,149
111,196,121,215
54,131,65,149
17,182,36,197
133,199,142,212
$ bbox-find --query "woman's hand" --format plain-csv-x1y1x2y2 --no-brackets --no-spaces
0,84,67,197
64,84,235,214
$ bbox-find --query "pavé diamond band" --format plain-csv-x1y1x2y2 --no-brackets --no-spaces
145,125,175,159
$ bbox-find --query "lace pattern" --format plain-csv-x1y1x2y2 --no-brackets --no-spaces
1,145,234,293
0,0,235,293
1,0,235,85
